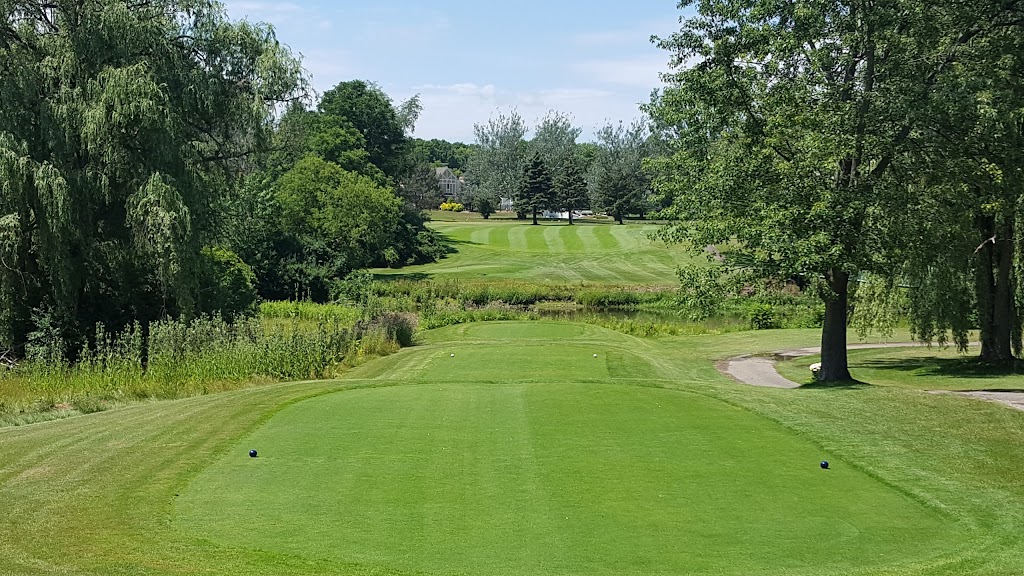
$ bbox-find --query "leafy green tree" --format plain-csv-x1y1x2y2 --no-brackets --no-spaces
881,29,1024,361
412,138,473,172
464,110,529,217
530,111,582,184
649,0,1024,380
0,0,305,354
576,142,600,174
518,153,555,226
268,103,386,184
267,103,322,177
593,165,641,225
397,164,443,210
589,121,648,224
555,156,589,225
274,156,402,301
240,82,444,300
223,174,289,301
318,80,418,179
386,204,451,268
307,118,387,185
197,248,258,321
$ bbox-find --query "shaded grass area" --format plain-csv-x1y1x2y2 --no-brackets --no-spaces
2,324,1023,574
777,346,1024,391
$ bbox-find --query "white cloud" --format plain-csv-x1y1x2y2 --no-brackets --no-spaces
574,55,669,88
404,83,648,143
300,50,361,95
418,83,497,98
224,1,302,19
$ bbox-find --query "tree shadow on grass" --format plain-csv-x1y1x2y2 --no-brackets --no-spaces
443,237,478,246
859,357,1024,379
798,379,872,391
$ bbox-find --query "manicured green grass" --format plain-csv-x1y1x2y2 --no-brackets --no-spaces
3,323,1024,574
372,220,701,285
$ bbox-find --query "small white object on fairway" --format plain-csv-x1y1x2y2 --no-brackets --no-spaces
593,354,598,358
450,353,455,357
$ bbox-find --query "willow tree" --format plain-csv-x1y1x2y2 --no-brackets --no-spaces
894,28,1024,361
0,0,305,354
649,0,1024,381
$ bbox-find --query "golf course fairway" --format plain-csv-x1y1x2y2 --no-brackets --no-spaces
4,321,1024,575
177,323,953,575
370,221,699,284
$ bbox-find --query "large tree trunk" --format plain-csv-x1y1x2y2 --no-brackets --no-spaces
976,214,1016,362
531,209,538,225
568,210,574,225
819,269,852,382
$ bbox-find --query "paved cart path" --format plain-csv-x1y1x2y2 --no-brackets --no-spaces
719,343,1024,412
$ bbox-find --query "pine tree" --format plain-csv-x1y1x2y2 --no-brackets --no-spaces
555,157,589,225
517,153,554,225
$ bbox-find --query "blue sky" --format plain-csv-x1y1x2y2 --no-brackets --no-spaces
223,1,686,143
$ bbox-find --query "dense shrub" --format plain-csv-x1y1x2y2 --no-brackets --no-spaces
439,201,465,212
198,247,258,321
475,195,496,219
360,312,417,349
747,303,781,330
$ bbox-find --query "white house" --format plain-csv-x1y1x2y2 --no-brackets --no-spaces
435,167,461,199
541,210,589,220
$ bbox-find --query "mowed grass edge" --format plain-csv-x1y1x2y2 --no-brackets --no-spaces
371,221,704,285
0,324,1022,574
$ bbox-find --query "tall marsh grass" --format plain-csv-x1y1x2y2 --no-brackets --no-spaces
0,311,416,426
259,301,362,325
419,299,540,330
374,279,677,308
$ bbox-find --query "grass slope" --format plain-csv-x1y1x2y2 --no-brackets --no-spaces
372,221,700,285
2,324,1024,574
